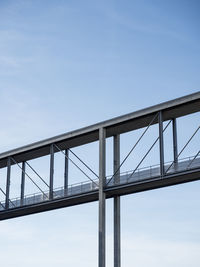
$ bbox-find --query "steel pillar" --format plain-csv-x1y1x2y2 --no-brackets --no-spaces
113,135,121,267
5,157,11,209
20,162,26,206
99,128,106,267
64,149,69,194
49,144,54,200
172,118,178,163
158,111,165,176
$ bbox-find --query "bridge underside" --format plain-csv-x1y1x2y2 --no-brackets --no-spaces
0,160,199,221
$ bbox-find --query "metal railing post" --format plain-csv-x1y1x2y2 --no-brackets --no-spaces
5,157,11,209
20,162,26,206
64,149,69,195
159,111,165,176
49,144,54,200
172,118,178,163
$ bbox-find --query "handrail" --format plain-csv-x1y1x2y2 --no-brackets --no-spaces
1,154,200,209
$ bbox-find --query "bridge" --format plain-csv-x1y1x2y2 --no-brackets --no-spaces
0,92,200,267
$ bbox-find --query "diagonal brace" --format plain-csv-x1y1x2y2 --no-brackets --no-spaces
107,112,159,186
165,124,200,173
11,157,48,198
54,144,98,186
127,120,172,180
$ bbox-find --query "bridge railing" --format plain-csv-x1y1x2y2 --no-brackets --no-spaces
106,154,200,187
0,154,200,211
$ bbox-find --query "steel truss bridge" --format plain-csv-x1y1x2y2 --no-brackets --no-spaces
0,92,200,267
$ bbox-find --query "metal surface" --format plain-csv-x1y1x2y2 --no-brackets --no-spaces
107,113,159,186
49,144,54,200
20,162,26,206
99,128,106,267
5,157,11,209
113,135,121,267
0,156,199,220
0,92,199,267
159,111,164,176
172,119,178,163
64,149,69,191
0,92,199,168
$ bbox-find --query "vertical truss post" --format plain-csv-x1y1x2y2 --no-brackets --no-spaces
159,111,165,176
64,149,69,194
172,118,178,163
20,162,26,206
49,144,54,200
113,135,121,267
99,128,106,267
5,157,11,209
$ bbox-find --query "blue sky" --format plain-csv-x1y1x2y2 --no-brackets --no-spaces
0,0,200,266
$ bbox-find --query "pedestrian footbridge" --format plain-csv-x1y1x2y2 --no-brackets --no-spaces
1,155,199,212
0,92,199,223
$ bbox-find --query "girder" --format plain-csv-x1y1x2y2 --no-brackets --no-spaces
0,92,199,168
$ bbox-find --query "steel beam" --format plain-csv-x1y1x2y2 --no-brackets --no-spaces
64,149,69,194
99,128,106,267
1,167,200,221
49,144,54,200
159,111,165,176
0,93,199,169
20,162,26,206
172,118,178,163
113,135,121,267
5,157,11,209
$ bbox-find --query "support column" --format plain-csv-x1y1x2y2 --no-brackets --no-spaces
113,135,121,267
20,162,26,206
49,144,54,200
64,149,69,194
5,157,11,209
99,128,106,267
158,111,164,176
172,118,178,163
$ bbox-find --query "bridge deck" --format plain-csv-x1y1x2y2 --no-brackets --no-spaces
1,156,199,213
